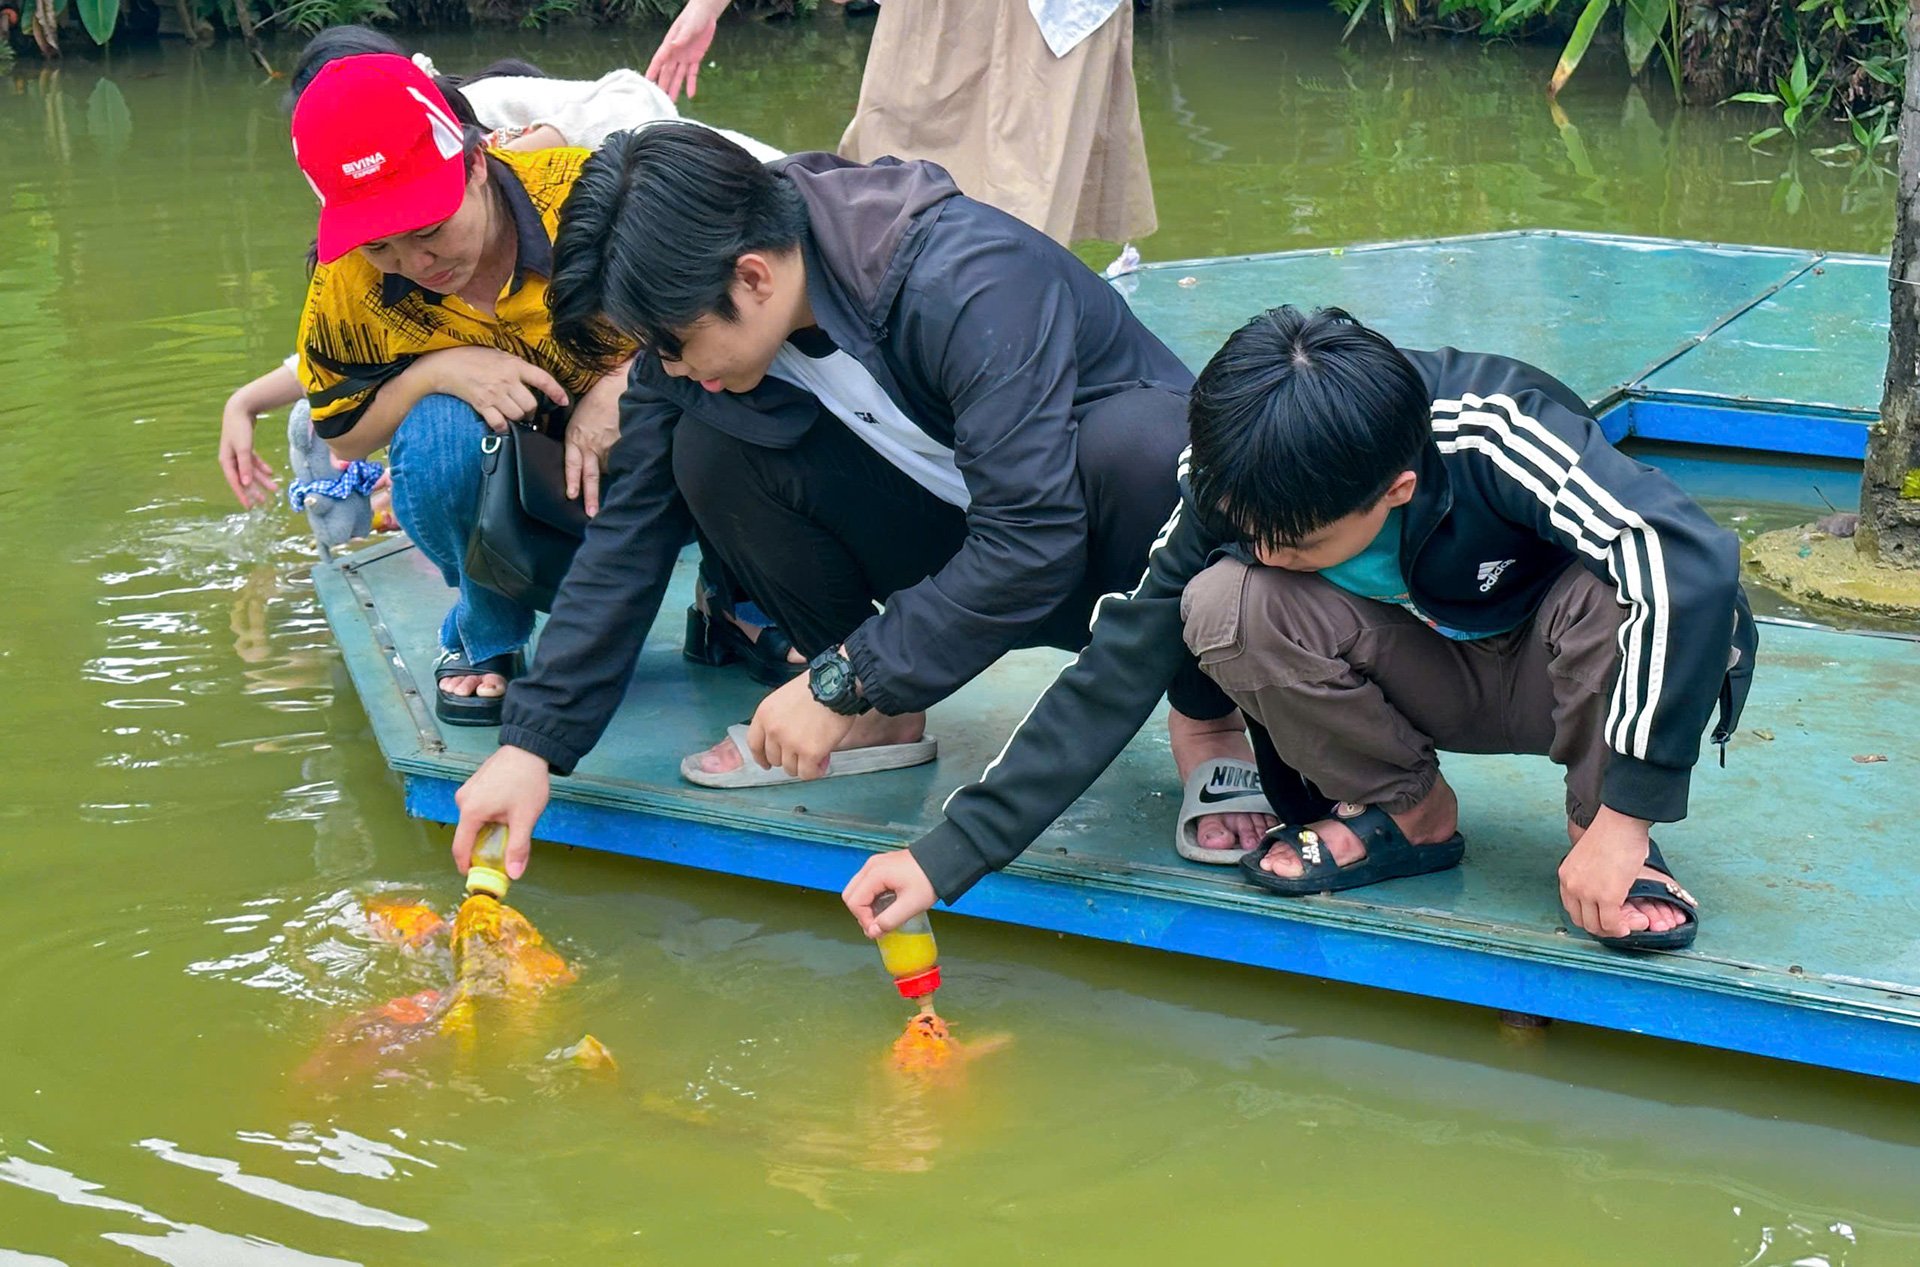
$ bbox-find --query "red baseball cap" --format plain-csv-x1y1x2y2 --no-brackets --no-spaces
291,54,469,264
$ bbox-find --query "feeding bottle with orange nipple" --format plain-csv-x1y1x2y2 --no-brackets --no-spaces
871,891,941,1007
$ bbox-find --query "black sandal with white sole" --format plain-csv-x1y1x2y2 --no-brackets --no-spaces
433,647,522,728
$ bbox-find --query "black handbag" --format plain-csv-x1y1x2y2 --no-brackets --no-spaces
463,422,589,613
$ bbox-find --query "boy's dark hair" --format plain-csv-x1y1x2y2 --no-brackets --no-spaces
550,123,808,369
1188,306,1431,548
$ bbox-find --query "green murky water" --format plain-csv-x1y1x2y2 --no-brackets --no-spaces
3,6,1917,1263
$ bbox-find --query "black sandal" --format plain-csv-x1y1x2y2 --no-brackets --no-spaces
1239,804,1466,896
682,605,803,687
1591,839,1700,952
433,647,522,728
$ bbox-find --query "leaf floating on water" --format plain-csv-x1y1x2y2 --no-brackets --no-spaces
1750,729,1775,742
1852,753,1889,764
1176,276,1199,288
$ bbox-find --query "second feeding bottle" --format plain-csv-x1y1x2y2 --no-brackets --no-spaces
871,891,941,1007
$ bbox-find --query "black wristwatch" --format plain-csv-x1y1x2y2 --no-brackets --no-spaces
808,646,872,716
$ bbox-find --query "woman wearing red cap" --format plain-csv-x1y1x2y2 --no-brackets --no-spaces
287,52,635,727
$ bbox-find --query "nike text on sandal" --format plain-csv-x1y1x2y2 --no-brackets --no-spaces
1174,758,1276,863
432,647,522,728
1238,803,1466,896
679,723,938,788
1590,839,1700,952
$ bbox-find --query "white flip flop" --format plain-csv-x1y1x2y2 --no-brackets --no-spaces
680,723,939,789
1175,758,1276,863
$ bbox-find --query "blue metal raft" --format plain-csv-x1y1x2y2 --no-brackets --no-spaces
311,232,1920,1085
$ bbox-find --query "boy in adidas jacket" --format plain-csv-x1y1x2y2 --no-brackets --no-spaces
845,306,1756,952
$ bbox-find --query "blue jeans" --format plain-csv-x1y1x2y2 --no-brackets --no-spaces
386,394,535,664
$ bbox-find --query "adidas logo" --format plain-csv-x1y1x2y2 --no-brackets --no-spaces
1477,558,1515,592
854,410,879,426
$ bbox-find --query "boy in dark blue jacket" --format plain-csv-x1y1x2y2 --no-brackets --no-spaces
848,306,1756,951
449,124,1276,878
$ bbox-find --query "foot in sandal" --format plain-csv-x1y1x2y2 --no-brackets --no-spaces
681,709,934,788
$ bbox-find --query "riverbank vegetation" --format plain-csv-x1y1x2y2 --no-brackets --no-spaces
0,0,811,59
4,0,1904,151
1334,0,1905,129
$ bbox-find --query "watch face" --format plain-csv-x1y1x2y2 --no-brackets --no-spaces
817,660,848,695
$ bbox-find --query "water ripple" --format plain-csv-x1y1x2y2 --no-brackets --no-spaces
0,1153,361,1266
134,1140,427,1234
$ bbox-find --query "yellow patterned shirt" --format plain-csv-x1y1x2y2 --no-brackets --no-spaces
295,146,601,440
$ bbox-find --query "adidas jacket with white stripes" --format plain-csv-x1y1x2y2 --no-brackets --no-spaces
909,346,1758,902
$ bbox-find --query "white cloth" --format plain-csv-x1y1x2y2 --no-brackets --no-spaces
460,69,784,161
1027,0,1128,57
766,345,970,509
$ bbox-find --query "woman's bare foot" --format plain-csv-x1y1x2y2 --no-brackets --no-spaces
1167,709,1276,852
1253,776,1460,877
438,671,508,700
687,708,928,776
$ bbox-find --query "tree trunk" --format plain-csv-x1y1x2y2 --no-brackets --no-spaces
229,0,273,76
1862,4,1920,567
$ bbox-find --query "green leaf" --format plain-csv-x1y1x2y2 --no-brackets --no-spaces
1784,101,1804,132
1341,0,1374,41
1549,0,1611,96
75,0,117,43
1859,58,1900,86
1789,51,1811,101
85,77,130,154
1726,91,1783,105
1746,126,1785,148
1621,0,1664,75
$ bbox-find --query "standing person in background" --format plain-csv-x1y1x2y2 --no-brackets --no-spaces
646,0,1155,247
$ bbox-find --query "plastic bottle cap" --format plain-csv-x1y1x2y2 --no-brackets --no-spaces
465,866,510,900
894,966,941,999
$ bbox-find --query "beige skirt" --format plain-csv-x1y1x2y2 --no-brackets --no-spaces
838,0,1156,245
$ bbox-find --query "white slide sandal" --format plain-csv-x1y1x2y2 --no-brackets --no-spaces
1174,758,1275,863
680,723,939,789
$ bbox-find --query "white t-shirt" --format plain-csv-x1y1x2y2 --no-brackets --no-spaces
766,343,970,509
461,69,784,161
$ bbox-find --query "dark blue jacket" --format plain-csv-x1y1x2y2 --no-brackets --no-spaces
499,153,1194,773
911,346,1759,900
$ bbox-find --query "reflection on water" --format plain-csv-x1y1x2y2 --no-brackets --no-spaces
0,1153,364,1265
2,8,1918,1264
134,1139,426,1234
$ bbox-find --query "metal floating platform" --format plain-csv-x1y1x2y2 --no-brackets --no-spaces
1118,229,1889,459
313,233,1920,1085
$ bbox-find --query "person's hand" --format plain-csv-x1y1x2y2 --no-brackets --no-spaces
645,0,724,100
842,850,938,938
452,744,551,881
563,367,627,517
1558,806,1655,938
218,397,279,508
748,672,857,780
421,346,569,433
